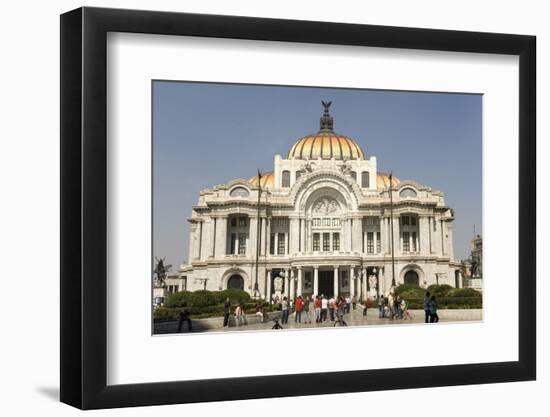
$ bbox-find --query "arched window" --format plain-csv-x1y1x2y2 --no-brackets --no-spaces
361,171,370,188
295,170,302,181
229,186,250,197
282,170,291,187
399,187,417,198
404,270,419,285
350,171,357,181
227,274,244,290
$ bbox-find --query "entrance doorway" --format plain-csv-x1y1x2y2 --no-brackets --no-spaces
227,274,244,290
318,270,334,297
404,270,419,285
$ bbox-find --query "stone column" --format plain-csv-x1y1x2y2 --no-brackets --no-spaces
392,215,400,256
352,218,363,253
266,270,272,302
350,267,355,298
297,268,303,296
215,216,227,258
362,268,368,300
313,266,319,296
334,267,339,297
248,217,258,258
289,269,295,299
357,271,362,299
289,218,299,255
419,216,429,255
274,233,279,255
307,219,312,251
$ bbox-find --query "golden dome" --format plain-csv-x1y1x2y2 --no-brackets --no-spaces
287,101,365,160
377,172,400,189
288,133,365,160
248,171,274,189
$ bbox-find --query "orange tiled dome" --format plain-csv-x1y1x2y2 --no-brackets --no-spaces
248,171,274,189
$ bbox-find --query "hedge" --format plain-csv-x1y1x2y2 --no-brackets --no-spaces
427,284,454,297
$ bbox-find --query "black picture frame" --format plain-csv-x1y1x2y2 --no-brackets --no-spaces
60,6,536,410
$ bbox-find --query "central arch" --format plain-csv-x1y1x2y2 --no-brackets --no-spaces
404,270,419,285
227,274,244,290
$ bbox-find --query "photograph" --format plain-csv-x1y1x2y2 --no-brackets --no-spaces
152,81,483,334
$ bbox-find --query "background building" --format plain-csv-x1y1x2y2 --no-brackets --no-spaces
179,103,463,299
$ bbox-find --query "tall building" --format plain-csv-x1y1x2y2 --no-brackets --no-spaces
178,103,462,299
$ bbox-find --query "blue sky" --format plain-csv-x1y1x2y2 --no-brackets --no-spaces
153,81,482,268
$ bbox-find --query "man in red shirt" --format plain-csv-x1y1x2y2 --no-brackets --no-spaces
314,296,322,322
294,296,304,323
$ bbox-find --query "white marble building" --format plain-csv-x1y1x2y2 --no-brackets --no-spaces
179,103,463,300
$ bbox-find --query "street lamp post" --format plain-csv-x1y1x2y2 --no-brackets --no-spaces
389,172,396,287
253,170,262,299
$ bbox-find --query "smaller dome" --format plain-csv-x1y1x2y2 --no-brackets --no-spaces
248,171,274,189
377,172,400,189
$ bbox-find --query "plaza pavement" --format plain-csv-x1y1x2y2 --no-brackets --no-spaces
154,307,481,334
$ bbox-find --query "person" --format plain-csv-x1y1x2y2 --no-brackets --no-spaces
294,296,304,323
255,302,264,323
303,296,313,324
235,303,246,326
345,296,351,313
352,295,357,311
314,296,322,322
336,297,345,319
329,296,336,321
423,291,431,323
177,309,192,332
223,297,231,327
401,298,412,320
429,295,439,323
281,296,289,324
378,294,385,318
363,298,368,316
321,296,328,322
387,293,395,320
396,296,403,319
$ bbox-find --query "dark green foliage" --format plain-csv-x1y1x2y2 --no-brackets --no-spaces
395,284,425,298
188,290,218,307
164,291,193,308
448,288,482,297
427,284,454,297
214,288,251,304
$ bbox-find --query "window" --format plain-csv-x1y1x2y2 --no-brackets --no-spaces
270,234,275,255
295,170,302,180
277,233,285,254
323,233,330,251
332,218,341,226
412,232,418,252
282,170,290,187
399,187,417,198
402,216,410,226
229,186,249,197
333,233,340,251
323,218,331,226
238,233,247,254
238,217,248,227
313,218,321,226
403,232,410,252
361,171,370,188
231,218,237,227
367,232,374,253
230,233,237,254
411,216,417,226
350,171,357,181
313,233,320,251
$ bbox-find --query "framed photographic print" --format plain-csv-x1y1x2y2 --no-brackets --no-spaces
60,6,536,410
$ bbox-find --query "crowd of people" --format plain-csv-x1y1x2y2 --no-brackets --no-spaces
279,294,357,324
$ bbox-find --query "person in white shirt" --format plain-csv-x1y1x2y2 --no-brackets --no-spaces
321,296,328,322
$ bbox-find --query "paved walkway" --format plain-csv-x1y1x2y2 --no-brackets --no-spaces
224,308,432,332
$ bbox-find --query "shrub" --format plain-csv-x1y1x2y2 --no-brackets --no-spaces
188,290,218,307
214,288,251,304
164,291,193,308
395,283,424,296
427,284,454,297
448,288,482,297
